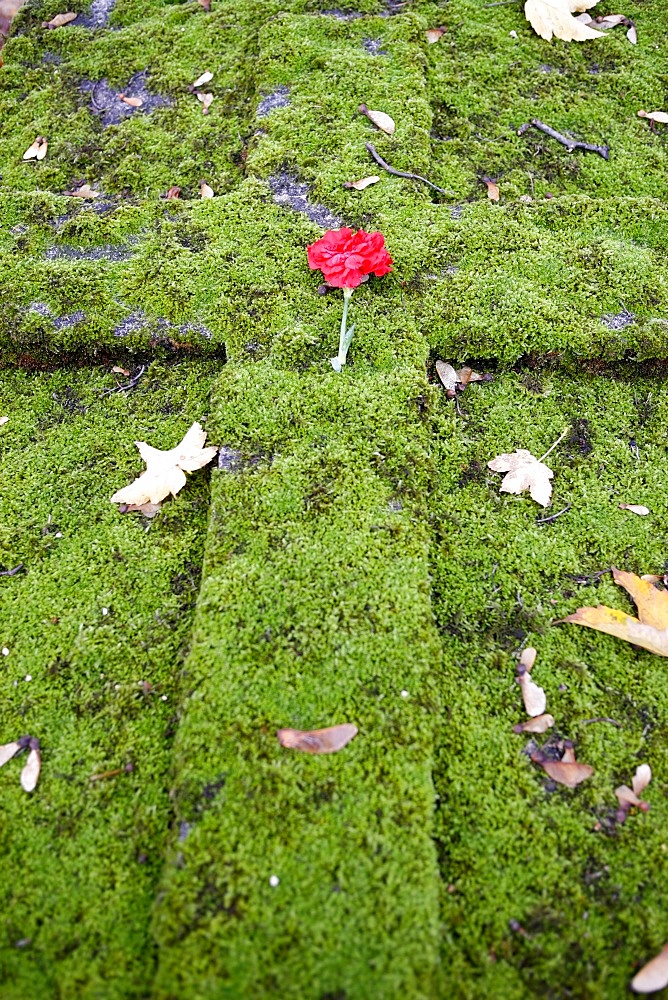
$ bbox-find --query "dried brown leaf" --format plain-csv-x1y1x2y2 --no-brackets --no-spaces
165,185,181,200
42,10,76,26
484,178,500,202
632,763,652,796
20,740,41,792
110,422,217,506
524,0,604,41
638,110,668,124
343,175,380,191
65,183,99,199
192,71,213,88
632,944,668,993
540,760,594,788
425,27,445,43
0,740,20,768
513,713,555,734
435,361,458,394
197,91,214,113
200,181,214,199
23,136,47,160
358,104,395,135
561,744,576,764
111,366,130,376
455,366,485,386
277,723,358,754
488,449,553,507
119,94,143,107
519,646,537,672
619,503,650,516
615,784,641,807
517,672,546,717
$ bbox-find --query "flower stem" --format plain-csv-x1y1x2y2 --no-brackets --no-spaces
331,288,355,372
538,426,570,464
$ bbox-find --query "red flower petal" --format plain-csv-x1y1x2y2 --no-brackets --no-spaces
307,228,392,288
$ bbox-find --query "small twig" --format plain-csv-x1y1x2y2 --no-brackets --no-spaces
518,119,610,160
0,564,24,577
101,365,147,397
536,504,571,525
366,143,454,197
538,425,570,464
90,767,124,781
580,717,622,728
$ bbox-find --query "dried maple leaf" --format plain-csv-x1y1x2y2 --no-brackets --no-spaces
64,183,99,199
165,185,181,200
192,71,213,88
488,449,553,507
20,738,41,792
541,759,593,787
277,724,358,754
484,178,500,202
110,422,217,506
119,94,143,108
23,136,47,160
0,416,8,426
42,10,76,26
343,175,380,191
619,503,650,516
197,92,214,113
513,713,555,734
426,27,445,43
525,0,603,41
638,110,668,124
358,104,395,135
632,945,668,993
0,740,20,768
559,567,668,657
633,763,652,796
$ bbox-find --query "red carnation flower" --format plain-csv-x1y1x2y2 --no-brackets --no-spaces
307,227,392,289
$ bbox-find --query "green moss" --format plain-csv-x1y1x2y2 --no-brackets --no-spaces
0,359,217,998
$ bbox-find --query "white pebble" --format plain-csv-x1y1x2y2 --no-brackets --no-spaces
1,647,8,656
161,695,168,701
24,674,32,682
509,29,518,38
55,532,63,538
269,875,280,887
102,608,109,616
401,690,409,698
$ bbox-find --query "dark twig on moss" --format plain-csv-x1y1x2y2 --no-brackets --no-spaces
580,717,622,728
366,143,454,196
0,564,24,577
536,503,571,525
101,364,147,396
517,119,610,160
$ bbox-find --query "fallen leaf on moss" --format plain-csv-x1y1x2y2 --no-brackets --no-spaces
436,361,458,395
23,136,47,160
358,104,395,135
197,91,214,113
111,365,130,376
638,110,668,124
110,422,217,506
524,0,603,41
65,183,99,199
192,70,213,88
197,0,210,10
488,449,553,507
542,759,593,787
484,178,500,202
42,10,76,26
426,26,445,43
0,416,8,426
165,185,180,200
200,181,214,199
619,503,649,515
633,763,652,796
456,366,487,387
513,713,555,734
627,22,636,42
0,740,20,768
277,724,358,754
20,738,41,792
632,945,668,993
119,94,143,108
343,175,380,191
559,567,668,657
615,783,641,807
516,655,546,717
519,646,537,672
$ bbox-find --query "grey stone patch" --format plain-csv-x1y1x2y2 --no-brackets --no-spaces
80,71,171,128
113,310,212,341
450,205,464,219
256,86,290,118
42,52,62,64
10,224,28,236
269,173,342,229
388,499,403,512
380,0,411,14
600,309,635,331
538,64,553,73
178,821,192,842
445,265,458,276
217,447,243,472
45,243,133,262
362,38,387,56
74,0,117,28
29,302,85,330
320,9,363,19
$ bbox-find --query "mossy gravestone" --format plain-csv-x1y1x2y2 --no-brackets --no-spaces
1,1,668,997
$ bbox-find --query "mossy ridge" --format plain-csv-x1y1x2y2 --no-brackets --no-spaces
0,359,217,999
429,369,668,997
151,361,443,999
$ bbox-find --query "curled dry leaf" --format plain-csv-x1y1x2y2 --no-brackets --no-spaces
632,944,668,994
20,738,41,792
277,723,358,754
425,27,445,43
200,181,214,199
23,136,47,160
0,740,20,768
358,104,395,135
619,503,650,516
343,175,380,191
524,0,604,42
119,94,143,107
65,183,99,199
484,178,500,202
633,763,652,796
110,422,218,506
638,110,668,124
192,71,213,88
197,91,214,113
540,759,594,788
513,713,555,734
42,10,76,26
488,449,553,507
559,567,668,657
516,671,546,717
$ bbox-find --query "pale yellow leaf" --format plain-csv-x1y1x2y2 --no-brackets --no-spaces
627,23,637,43
42,10,76,26
488,449,553,507
485,178,500,202
119,95,143,107
23,137,47,160
524,0,604,41
111,365,130,376
632,945,668,993
343,175,380,191
65,184,100,199
197,92,214,112
359,104,395,135
435,361,458,392
192,71,213,88
111,422,217,506
615,783,641,807
0,416,8,426
519,646,537,672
